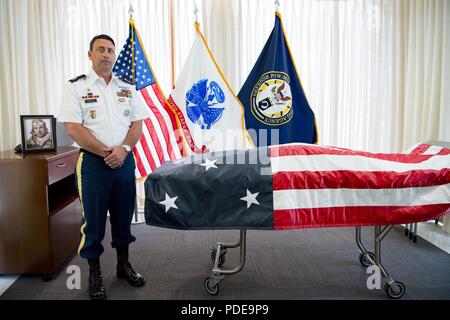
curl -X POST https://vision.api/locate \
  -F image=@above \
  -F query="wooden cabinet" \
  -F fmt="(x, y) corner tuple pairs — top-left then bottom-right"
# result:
(0, 147), (81, 275)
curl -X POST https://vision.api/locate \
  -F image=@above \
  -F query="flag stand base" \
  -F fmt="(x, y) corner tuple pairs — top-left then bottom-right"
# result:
(131, 211), (145, 224)
(132, 196), (145, 224)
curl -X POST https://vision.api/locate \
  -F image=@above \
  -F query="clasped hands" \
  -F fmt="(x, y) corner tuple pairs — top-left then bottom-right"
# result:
(104, 147), (128, 169)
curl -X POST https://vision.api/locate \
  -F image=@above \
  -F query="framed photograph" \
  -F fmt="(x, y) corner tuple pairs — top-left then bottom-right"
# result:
(20, 115), (57, 153)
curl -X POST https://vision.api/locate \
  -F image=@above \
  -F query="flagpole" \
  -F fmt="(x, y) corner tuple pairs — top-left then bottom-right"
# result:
(194, 2), (199, 23)
(275, 0), (280, 13)
(128, 3), (144, 224)
(129, 4), (135, 86)
(129, 3), (134, 18)
(170, 0), (175, 89)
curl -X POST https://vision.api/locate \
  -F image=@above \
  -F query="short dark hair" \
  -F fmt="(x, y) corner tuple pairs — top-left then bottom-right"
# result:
(89, 34), (115, 51)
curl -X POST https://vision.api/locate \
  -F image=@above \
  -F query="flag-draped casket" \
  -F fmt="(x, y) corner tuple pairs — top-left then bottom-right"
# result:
(144, 143), (450, 230)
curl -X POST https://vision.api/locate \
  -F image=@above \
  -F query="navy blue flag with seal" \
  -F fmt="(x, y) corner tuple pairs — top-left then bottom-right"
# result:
(238, 12), (318, 146)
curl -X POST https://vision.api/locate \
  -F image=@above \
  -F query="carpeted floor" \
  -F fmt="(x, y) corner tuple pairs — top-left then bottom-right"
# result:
(1, 222), (450, 300)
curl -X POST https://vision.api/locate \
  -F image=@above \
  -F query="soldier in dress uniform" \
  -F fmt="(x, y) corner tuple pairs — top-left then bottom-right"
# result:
(59, 34), (147, 300)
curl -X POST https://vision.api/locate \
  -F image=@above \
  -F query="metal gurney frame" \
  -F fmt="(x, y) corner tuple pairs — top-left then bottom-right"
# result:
(203, 226), (406, 299)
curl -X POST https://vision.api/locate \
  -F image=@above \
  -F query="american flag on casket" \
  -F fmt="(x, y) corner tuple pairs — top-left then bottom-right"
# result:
(144, 143), (450, 230)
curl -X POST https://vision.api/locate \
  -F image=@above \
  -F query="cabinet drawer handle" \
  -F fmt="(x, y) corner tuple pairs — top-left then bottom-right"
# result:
(57, 163), (67, 168)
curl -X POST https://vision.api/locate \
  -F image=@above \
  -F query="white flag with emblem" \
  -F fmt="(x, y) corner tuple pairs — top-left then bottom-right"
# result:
(167, 22), (253, 154)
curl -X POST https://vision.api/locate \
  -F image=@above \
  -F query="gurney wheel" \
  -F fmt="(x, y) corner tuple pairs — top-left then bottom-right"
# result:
(204, 278), (219, 295)
(359, 252), (375, 267)
(384, 281), (406, 299)
(211, 249), (226, 267)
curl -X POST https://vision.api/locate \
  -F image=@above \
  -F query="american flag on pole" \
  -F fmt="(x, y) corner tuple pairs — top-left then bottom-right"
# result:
(144, 143), (450, 230)
(113, 18), (184, 179)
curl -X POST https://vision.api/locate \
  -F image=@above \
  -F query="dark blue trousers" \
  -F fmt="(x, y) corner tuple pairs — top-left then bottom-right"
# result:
(75, 150), (136, 259)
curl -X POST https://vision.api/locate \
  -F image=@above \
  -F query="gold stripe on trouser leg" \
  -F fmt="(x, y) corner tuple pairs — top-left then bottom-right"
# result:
(76, 153), (87, 256)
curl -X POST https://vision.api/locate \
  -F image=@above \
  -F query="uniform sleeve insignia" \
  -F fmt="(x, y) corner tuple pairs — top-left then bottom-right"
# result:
(68, 74), (87, 83)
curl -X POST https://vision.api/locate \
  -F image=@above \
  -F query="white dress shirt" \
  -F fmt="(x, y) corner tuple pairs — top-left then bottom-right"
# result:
(58, 69), (148, 148)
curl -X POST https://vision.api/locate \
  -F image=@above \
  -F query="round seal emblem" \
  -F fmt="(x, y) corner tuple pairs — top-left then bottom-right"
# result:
(250, 71), (293, 125)
(185, 79), (225, 130)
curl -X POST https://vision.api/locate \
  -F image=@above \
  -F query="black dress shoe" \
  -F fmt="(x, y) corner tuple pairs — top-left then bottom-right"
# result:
(89, 264), (107, 300)
(117, 262), (146, 287)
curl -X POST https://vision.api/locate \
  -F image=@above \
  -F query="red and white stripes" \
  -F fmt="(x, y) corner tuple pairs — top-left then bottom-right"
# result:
(133, 84), (183, 179)
(270, 143), (450, 229)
